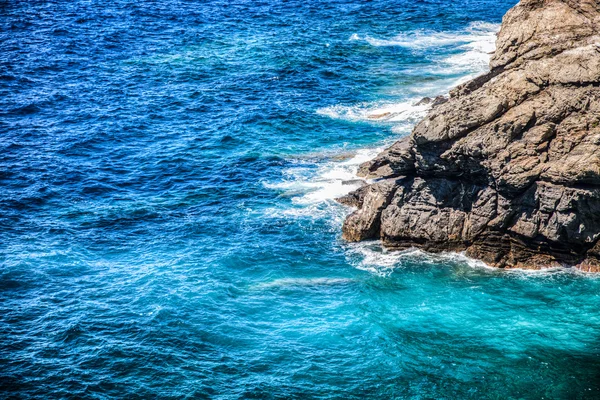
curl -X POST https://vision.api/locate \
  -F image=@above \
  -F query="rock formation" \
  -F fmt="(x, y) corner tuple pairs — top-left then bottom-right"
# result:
(340, 0), (600, 271)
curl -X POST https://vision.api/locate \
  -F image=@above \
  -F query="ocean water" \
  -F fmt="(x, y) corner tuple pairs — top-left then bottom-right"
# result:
(2, 0), (600, 398)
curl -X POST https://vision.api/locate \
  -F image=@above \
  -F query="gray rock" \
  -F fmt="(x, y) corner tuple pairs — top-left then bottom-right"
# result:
(340, 0), (600, 271)
(414, 96), (448, 107)
(414, 97), (433, 106)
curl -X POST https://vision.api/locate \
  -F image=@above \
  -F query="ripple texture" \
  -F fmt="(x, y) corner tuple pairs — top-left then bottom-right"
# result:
(4, 0), (600, 398)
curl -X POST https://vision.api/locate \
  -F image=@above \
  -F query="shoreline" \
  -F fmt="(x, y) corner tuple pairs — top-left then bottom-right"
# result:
(340, 0), (600, 272)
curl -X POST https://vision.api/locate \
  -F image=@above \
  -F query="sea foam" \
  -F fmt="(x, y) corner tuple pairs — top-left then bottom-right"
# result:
(263, 147), (382, 224)
(345, 242), (496, 277)
(348, 21), (498, 55)
(252, 277), (354, 290)
(320, 21), (500, 124)
(316, 100), (431, 124)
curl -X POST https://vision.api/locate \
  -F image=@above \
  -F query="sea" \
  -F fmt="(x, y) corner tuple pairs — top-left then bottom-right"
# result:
(2, 0), (600, 398)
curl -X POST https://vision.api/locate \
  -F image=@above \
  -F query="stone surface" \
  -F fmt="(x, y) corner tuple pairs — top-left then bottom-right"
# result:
(340, 0), (600, 271)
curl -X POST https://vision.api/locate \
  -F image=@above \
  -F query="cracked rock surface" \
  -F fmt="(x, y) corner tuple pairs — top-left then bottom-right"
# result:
(341, 0), (600, 271)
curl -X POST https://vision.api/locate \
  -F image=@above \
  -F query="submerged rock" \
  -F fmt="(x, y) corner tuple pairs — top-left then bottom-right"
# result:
(340, 0), (600, 271)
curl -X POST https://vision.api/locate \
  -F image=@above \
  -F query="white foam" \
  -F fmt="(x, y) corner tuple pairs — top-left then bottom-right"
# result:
(345, 242), (497, 276)
(350, 21), (498, 51)
(263, 146), (384, 221)
(420, 22), (498, 76)
(320, 22), (499, 125)
(317, 99), (431, 123)
(252, 277), (353, 289)
(345, 242), (600, 278)
(345, 242), (410, 276)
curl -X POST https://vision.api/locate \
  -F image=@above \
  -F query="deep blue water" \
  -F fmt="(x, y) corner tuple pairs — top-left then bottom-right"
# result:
(3, 0), (600, 398)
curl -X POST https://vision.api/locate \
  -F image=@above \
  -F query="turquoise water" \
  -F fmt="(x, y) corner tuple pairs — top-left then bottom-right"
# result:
(3, 0), (600, 398)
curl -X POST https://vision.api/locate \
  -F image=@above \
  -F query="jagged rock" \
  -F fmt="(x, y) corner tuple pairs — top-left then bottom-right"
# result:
(340, 0), (600, 271)
(415, 97), (432, 106)
(415, 95), (449, 107)
(342, 179), (398, 241)
(431, 95), (448, 107)
(356, 136), (415, 179)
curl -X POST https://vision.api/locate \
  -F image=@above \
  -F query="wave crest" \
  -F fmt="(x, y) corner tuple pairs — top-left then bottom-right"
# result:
(349, 21), (498, 50)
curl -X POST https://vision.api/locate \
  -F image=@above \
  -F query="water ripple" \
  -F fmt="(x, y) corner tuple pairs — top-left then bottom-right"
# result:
(5, 0), (600, 398)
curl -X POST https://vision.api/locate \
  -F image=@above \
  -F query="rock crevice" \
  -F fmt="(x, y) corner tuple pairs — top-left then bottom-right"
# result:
(341, 0), (600, 271)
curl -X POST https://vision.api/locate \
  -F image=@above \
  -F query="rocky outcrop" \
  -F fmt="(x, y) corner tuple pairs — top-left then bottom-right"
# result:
(341, 0), (600, 271)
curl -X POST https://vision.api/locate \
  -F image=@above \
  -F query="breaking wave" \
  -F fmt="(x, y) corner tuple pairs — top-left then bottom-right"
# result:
(262, 147), (382, 224)
(349, 21), (498, 48)
(318, 22), (498, 126)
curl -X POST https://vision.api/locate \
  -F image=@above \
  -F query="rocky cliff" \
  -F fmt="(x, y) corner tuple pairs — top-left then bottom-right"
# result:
(340, 0), (600, 271)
